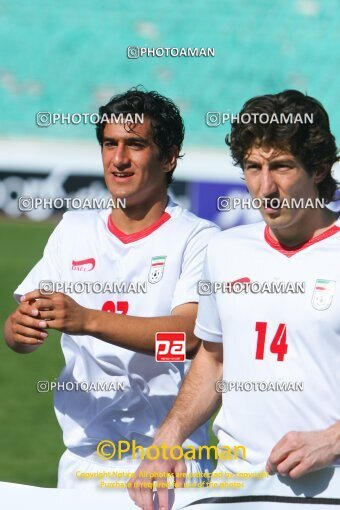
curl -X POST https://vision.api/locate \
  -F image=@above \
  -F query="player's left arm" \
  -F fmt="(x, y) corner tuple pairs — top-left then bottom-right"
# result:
(266, 421), (340, 478)
(19, 291), (199, 356)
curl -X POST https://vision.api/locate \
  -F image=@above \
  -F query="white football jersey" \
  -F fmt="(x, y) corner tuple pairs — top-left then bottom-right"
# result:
(14, 197), (219, 454)
(195, 219), (340, 474)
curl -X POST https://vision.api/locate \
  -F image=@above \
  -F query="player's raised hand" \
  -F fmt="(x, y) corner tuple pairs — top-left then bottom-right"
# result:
(7, 299), (48, 346)
(21, 290), (89, 335)
(266, 426), (340, 479)
(128, 455), (186, 510)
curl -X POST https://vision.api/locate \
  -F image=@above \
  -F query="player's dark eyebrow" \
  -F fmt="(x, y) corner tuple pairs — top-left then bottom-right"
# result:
(243, 157), (295, 166)
(102, 135), (149, 144)
(269, 158), (295, 166)
(243, 158), (260, 166)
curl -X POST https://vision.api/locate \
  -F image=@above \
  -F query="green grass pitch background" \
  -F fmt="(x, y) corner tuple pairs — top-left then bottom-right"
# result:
(0, 217), (217, 487)
(0, 218), (64, 487)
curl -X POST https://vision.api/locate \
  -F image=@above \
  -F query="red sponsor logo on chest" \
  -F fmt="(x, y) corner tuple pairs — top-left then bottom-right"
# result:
(72, 258), (96, 271)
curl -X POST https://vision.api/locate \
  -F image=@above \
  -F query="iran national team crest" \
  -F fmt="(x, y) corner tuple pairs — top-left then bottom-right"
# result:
(148, 256), (166, 284)
(312, 279), (336, 311)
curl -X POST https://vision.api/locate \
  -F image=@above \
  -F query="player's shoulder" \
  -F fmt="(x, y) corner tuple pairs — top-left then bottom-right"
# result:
(167, 196), (219, 237)
(206, 220), (265, 252)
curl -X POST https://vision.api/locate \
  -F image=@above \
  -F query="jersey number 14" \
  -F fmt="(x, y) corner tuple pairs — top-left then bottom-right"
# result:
(255, 322), (287, 362)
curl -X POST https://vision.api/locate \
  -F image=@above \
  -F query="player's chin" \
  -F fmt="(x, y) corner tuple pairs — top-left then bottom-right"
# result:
(262, 209), (296, 227)
(105, 176), (136, 195)
(264, 210), (297, 229)
(260, 208), (282, 223)
(108, 185), (136, 199)
(111, 188), (147, 209)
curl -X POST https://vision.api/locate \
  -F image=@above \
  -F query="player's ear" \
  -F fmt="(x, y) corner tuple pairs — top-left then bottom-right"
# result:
(162, 145), (178, 173)
(314, 164), (330, 184)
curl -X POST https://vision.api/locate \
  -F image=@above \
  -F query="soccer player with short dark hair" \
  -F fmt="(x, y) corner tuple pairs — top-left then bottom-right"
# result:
(129, 90), (340, 509)
(4, 88), (218, 488)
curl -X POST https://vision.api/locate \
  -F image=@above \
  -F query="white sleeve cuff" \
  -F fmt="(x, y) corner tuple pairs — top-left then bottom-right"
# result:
(194, 321), (223, 343)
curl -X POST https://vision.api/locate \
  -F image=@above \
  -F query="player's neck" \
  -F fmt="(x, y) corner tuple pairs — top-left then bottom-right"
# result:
(268, 208), (339, 247)
(109, 193), (169, 234)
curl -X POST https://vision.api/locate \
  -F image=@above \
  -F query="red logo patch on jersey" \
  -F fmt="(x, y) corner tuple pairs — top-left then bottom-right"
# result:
(227, 277), (251, 290)
(72, 258), (96, 271)
(230, 277), (251, 285)
(155, 332), (186, 362)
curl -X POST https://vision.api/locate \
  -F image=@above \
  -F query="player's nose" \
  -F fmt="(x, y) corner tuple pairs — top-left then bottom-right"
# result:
(258, 167), (278, 197)
(113, 143), (130, 169)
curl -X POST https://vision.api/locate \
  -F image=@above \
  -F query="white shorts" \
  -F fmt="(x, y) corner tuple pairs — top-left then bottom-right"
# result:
(58, 448), (213, 490)
(209, 461), (340, 499)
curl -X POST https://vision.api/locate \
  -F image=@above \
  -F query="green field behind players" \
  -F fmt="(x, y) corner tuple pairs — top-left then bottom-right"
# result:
(0, 218), (217, 487)
(0, 218), (64, 487)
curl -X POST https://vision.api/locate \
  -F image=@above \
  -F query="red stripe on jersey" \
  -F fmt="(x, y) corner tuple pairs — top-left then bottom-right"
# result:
(264, 223), (340, 257)
(107, 212), (171, 244)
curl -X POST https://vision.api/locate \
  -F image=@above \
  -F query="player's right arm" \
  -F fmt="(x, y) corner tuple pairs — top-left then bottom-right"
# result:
(5, 216), (63, 354)
(128, 340), (223, 510)
(4, 300), (47, 354)
(155, 340), (222, 444)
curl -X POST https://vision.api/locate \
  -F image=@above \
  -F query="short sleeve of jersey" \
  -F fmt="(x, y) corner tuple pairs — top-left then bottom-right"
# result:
(171, 224), (219, 311)
(194, 245), (223, 343)
(13, 217), (64, 303)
